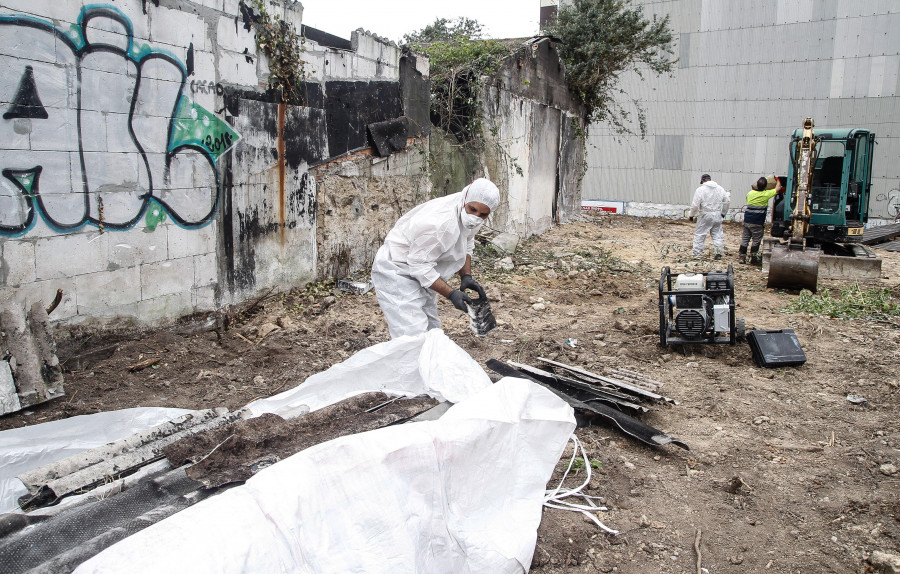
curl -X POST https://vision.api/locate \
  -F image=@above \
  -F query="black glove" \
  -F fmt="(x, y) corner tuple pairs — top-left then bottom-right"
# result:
(447, 289), (472, 312)
(689, 216), (696, 222)
(459, 274), (487, 301)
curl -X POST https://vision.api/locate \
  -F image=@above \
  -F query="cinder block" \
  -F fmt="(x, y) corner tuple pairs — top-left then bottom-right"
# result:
(78, 110), (108, 152)
(192, 0), (224, 11)
(218, 49), (261, 86)
(35, 231), (109, 280)
(75, 265), (141, 312)
(353, 56), (378, 79)
(0, 1), (81, 29)
(193, 252), (218, 287)
(191, 285), (217, 311)
(90, 1), (151, 43)
(109, 227), (169, 268)
(140, 256), (194, 299)
(216, 15), (256, 54)
(167, 222), (216, 259)
(150, 6), (209, 52)
(222, 0), (240, 17)
(1, 239), (36, 285)
(137, 290), (194, 320)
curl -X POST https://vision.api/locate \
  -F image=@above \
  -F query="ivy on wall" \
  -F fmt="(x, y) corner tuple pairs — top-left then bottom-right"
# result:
(239, 0), (305, 101)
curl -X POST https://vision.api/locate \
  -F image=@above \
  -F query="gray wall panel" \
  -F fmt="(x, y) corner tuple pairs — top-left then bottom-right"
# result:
(584, 0), (900, 217)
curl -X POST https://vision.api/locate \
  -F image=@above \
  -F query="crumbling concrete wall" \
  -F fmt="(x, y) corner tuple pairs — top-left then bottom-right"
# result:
(483, 38), (585, 238)
(0, 0), (430, 325)
(429, 38), (585, 239)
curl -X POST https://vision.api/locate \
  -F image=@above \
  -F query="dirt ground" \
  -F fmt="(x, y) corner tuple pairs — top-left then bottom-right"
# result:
(3, 213), (900, 573)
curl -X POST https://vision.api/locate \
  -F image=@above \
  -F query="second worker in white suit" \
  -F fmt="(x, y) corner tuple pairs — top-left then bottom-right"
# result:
(371, 178), (501, 338)
(689, 173), (731, 259)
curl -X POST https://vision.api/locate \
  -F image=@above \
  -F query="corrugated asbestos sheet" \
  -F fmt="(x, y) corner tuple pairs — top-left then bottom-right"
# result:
(0, 396), (443, 573)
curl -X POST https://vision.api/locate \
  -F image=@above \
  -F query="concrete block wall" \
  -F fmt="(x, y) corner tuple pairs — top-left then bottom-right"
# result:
(0, 0), (431, 326)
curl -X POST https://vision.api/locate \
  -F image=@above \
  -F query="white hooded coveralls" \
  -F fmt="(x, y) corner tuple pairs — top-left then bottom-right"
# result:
(372, 180), (499, 338)
(689, 180), (731, 257)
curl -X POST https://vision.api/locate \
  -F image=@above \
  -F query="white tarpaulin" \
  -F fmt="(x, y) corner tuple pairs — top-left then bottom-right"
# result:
(75, 377), (575, 573)
(245, 328), (492, 416)
(0, 407), (191, 513)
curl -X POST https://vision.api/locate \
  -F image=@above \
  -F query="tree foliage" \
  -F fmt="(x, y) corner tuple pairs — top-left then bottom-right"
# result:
(404, 18), (512, 144)
(402, 17), (485, 44)
(543, 0), (676, 137)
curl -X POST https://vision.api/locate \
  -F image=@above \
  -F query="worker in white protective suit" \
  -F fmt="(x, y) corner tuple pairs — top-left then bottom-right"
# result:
(689, 174), (731, 260)
(371, 178), (501, 338)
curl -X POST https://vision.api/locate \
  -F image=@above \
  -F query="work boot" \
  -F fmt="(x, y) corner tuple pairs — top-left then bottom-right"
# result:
(738, 246), (747, 264)
(739, 256), (746, 264)
(749, 249), (761, 266)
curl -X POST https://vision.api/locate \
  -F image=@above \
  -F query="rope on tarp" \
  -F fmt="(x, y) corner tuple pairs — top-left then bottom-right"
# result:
(543, 433), (618, 535)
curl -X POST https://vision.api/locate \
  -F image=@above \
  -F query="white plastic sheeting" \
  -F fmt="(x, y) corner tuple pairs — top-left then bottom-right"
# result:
(75, 377), (575, 574)
(0, 407), (191, 513)
(246, 329), (492, 417)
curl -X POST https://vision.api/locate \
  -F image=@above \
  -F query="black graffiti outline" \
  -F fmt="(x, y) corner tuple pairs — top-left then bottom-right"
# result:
(0, 6), (227, 236)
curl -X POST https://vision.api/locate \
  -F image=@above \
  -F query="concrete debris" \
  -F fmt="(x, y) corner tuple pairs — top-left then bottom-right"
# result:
(846, 394), (868, 406)
(337, 278), (374, 294)
(879, 463), (898, 476)
(869, 551), (900, 574)
(498, 256), (515, 270)
(490, 232), (520, 254)
(0, 302), (64, 415)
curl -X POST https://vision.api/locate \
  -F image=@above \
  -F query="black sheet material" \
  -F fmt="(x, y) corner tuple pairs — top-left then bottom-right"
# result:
(486, 360), (689, 450)
(367, 117), (409, 157)
(0, 467), (220, 574)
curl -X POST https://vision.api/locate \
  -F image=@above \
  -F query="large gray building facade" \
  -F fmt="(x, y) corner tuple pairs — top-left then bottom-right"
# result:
(578, 0), (900, 221)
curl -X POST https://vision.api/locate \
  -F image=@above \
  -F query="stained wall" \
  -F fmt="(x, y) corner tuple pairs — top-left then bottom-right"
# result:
(0, 0), (429, 324)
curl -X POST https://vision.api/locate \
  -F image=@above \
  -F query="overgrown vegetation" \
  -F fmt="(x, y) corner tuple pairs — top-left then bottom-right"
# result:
(404, 18), (512, 144)
(240, 0), (305, 101)
(543, 0), (676, 137)
(783, 284), (900, 321)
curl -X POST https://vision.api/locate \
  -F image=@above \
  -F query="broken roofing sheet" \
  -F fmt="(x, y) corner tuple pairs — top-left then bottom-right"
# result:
(1, 330), (588, 573)
(486, 358), (689, 450)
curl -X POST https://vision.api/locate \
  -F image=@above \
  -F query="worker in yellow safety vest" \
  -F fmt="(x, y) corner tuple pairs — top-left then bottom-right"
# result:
(740, 176), (784, 265)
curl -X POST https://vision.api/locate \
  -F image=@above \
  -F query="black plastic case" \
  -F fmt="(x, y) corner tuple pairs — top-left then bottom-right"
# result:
(747, 329), (807, 367)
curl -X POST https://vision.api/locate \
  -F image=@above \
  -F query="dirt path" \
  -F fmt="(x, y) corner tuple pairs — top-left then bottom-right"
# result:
(3, 214), (899, 573)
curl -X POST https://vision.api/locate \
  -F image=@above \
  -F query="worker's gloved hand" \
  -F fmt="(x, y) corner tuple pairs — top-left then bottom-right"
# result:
(459, 274), (487, 301)
(689, 216), (696, 223)
(447, 289), (473, 312)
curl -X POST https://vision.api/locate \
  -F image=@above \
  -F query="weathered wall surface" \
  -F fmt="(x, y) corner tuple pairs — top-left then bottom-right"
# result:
(581, 0), (900, 220)
(0, 0), (429, 325)
(477, 38), (584, 238)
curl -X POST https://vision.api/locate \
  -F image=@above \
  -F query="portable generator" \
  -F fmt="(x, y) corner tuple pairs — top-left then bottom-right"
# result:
(658, 265), (744, 346)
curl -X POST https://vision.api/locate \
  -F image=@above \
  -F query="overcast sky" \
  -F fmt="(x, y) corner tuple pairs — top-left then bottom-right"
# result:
(300, 0), (542, 44)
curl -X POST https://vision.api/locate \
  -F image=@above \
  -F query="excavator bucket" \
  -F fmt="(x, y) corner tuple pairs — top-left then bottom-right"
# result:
(767, 243), (820, 292)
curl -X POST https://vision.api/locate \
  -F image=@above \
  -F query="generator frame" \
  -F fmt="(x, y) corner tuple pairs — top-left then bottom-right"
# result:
(658, 265), (738, 346)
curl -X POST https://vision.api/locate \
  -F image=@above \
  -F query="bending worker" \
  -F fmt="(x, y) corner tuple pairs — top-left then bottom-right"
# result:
(740, 176), (784, 265)
(689, 173), (730, 260)
(371, 178), (500, 338)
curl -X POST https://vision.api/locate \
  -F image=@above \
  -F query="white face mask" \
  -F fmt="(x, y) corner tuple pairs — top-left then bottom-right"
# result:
(461, 212), (484, 230)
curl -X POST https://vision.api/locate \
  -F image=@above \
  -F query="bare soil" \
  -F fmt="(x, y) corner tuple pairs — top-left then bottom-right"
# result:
(3, 214), (899, 573)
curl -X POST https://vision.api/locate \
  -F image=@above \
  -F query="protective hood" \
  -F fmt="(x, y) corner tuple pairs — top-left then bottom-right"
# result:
(460, 178), (500, 211)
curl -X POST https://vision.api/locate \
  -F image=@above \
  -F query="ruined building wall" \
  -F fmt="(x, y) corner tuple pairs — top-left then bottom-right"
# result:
(430, 38), (585, 239)
(0, 0), (429, 325)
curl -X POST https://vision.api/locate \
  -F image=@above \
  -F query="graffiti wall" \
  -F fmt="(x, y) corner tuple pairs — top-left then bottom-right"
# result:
(0, 1), (430, 324)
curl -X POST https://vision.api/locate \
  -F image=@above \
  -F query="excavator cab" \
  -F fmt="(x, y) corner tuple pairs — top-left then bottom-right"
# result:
(768, 122), (876, 291)
(773, 128), (875, 243)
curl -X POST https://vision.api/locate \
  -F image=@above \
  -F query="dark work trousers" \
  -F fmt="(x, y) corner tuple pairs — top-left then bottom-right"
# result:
(739, 223), (764, 261)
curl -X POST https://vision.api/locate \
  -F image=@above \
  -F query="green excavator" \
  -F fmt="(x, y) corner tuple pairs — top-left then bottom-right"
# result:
(766, 118), (877, 291)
